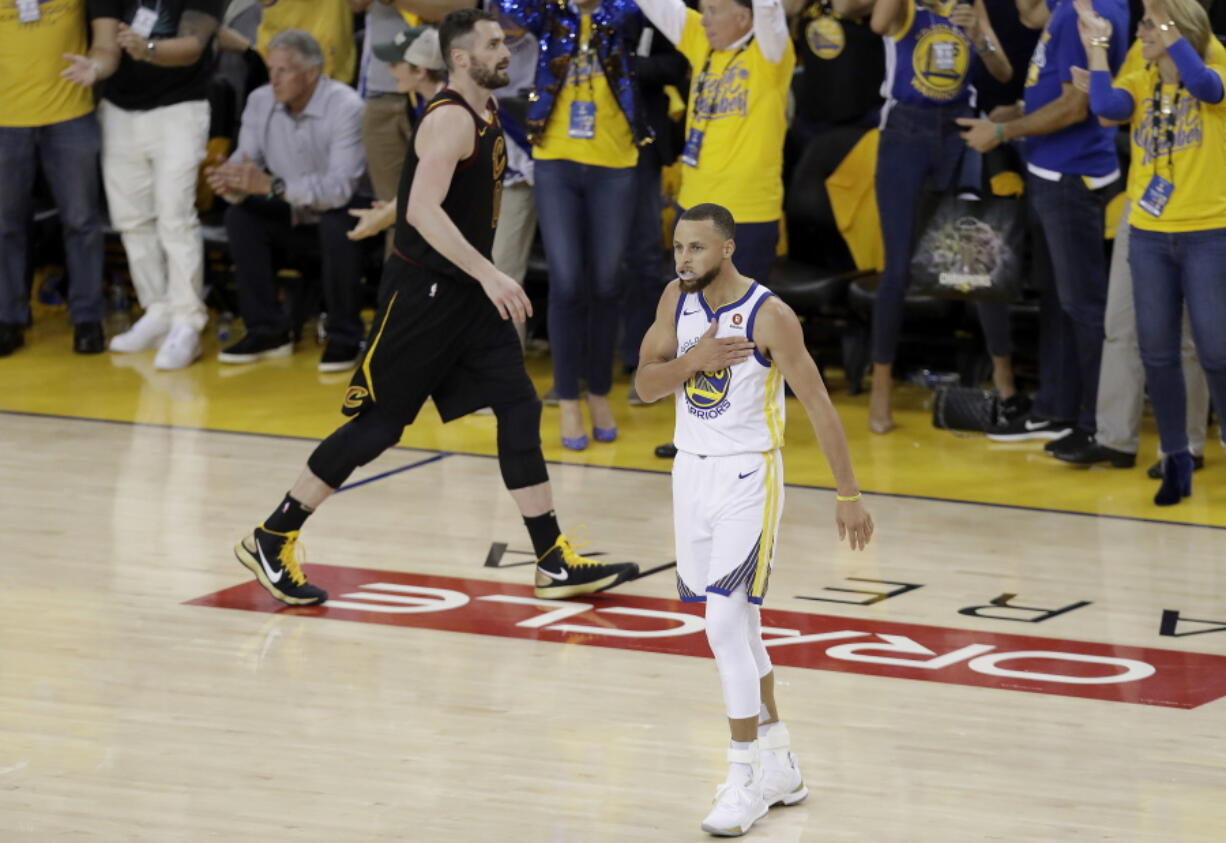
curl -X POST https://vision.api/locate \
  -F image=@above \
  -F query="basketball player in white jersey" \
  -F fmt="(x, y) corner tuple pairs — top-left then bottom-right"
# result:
(636, 203), (873, 837)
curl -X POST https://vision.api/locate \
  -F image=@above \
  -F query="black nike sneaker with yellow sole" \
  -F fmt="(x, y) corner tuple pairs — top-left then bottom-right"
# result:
(234, 526), (328, 606)
(534, 534), (639, 599)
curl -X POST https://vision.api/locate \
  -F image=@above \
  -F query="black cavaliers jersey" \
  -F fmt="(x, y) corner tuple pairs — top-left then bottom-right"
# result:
(394, 89), (507, 281)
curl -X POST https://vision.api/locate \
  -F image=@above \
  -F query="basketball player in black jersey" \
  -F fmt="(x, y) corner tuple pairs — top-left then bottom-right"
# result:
(233, 9), (639, 606)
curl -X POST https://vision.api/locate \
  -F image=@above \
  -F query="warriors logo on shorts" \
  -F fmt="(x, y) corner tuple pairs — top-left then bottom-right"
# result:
(685, 368), (731, 419)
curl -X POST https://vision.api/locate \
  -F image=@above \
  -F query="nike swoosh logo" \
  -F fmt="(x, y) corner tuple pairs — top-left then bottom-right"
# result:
(537, 566), (569, 581)
(1024, 419), (1051, 431)
(738, 469), (759, 479)
(683, 309), (700, 316)
(256, 541), (284, 584)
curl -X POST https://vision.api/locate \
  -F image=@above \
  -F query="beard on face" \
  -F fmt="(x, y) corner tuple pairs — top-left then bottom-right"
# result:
(468, 57), (511, 90)
(678, 264), (721, 293)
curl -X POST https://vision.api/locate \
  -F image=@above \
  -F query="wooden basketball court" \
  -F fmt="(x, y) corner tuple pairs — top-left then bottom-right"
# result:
(2, 319), (1224, 841)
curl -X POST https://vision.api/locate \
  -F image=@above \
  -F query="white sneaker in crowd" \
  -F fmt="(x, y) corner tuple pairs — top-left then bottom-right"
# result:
(153, 323), (202, 370)
(109, 313), (169, 353)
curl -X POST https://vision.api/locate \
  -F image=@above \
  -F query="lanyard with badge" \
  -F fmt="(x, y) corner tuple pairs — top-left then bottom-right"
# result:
(682, 41), (750, 167)
(568, 19), (598, 139)
(17, 0), (42, 24)
(1137, 79), (1182, 218)
(131, 0), (163, 39)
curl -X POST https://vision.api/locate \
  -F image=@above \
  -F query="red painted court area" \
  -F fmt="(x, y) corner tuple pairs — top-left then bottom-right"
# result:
(188, 566), (1226, 709)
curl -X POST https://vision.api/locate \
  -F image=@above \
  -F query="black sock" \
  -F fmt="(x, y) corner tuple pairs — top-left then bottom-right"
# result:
(523, 510), (562, 561)
(264, 493), (314, 534)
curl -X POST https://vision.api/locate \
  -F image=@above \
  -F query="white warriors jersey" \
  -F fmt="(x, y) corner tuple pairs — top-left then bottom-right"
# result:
(673, 281), (786, 456)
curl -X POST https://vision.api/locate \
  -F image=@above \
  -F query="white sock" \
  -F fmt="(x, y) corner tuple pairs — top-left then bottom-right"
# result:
(728, 740), (755, 782)
(757, 704), (771, 725)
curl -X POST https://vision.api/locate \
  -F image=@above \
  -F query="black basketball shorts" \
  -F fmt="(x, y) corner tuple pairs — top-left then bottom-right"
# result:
(342, 258), (536, 424)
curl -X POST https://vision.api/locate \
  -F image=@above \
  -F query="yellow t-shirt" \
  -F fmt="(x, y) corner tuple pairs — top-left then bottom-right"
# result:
(534, 14), (637, 168)
(676, 12), (795, 222)
(1114, 58), (1226, 233)
(0, 0), (93, 127)
(257, 0), (356, 85)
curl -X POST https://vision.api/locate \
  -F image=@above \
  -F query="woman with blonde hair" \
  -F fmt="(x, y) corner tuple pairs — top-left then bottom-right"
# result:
(1078, 0), (1226, 505)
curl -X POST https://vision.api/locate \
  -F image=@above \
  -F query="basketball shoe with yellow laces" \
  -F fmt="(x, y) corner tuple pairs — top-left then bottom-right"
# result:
(533, 534), (639, 599)
(235, 526), (328, 606)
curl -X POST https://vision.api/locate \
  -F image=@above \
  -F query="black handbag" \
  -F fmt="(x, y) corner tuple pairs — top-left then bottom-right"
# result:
(932, 386), (998, 433)
(910, 193), (1025, 303)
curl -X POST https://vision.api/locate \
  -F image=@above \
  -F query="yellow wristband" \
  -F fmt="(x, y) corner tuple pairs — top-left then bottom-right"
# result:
(835, 493), (862, 502)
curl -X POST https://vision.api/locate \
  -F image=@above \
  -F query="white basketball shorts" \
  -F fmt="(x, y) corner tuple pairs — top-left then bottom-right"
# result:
(672, 449), (785, 605)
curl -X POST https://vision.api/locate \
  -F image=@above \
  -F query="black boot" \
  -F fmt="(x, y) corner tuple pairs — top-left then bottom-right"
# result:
(1154, 452), (1194, 506)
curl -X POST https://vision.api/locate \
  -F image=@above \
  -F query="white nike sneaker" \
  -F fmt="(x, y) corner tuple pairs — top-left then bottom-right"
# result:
(153, 323), (202, 370)
(109, 312), (170, 353)
(701, 745), (768, 837)
(759, 723), (808, 808)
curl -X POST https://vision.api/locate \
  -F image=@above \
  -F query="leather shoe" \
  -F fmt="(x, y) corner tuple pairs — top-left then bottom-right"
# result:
(1147, 454), (1204, 479)
(0, 322), (23, 357)
(73, 321), (105, 354)
(1051, 438), (1136, 468)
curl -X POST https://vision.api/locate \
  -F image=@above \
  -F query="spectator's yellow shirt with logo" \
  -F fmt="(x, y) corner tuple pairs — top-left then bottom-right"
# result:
(1115, 50), (1226, 233)
(257, 0), (356, 84)
(535, 14), (637, 168)
(0, 0), (93, 127)
(676, 12), (795, 222)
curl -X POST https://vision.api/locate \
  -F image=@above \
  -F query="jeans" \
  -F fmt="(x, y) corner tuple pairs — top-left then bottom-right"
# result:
(873, 101), (1010, 363)
(534, 158), (637, 399)
(1096, 202), (1208, 455)
(225, 198), (366, 344)
(1128, 226), (1226, 457)
(1027, 172), (1113, 431)
(729, 220), (779, 289)
(0, 113), (105, 325)
(618, 159), (667, 369)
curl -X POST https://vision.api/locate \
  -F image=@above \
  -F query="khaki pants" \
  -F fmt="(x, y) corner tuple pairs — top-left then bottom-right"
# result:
(361, 94), (411, 256)
(491, 180), (537, 346)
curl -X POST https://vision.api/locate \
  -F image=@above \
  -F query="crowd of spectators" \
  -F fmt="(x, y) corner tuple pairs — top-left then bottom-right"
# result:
(1, 0), (1223, 505)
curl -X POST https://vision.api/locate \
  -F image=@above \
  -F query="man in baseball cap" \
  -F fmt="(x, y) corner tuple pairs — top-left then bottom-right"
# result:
(373, 25), (446, 74)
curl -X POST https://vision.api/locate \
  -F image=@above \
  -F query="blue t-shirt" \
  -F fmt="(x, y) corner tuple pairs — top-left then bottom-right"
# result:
(883, 0), (977, 107)
(1022, 0), (1129, 176)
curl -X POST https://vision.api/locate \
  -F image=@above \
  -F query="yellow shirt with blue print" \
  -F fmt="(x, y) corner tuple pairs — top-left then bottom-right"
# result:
(676, 11), (796, 223)
(534, 14), (637, 169)
(0, 0), (93, 127)
(257, 0), (356, 85)
(1115, 49), (1226, 233)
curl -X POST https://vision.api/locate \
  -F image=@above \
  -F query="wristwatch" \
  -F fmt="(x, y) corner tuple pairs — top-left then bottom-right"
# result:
(976, 37), (998, 55)
(146, 40), (157, 61)
(268, 176), (287, 200)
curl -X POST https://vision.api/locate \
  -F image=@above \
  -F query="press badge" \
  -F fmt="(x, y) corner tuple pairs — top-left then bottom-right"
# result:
(568, 101), (596, 139)
(1137, 175), (1174, 218)
(681, 128), (705, 168)
(17, 0), (41, 24)
(132, 6), (160, 39)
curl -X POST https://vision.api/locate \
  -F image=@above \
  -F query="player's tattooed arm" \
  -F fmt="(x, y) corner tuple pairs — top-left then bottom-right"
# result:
(116, 10), (219, 66)
(178, 10), (221, 51)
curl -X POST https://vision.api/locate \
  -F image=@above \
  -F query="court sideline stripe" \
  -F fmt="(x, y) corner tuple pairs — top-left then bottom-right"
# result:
(3, 407), (1224, 534)
(337, 453), (449, 493)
